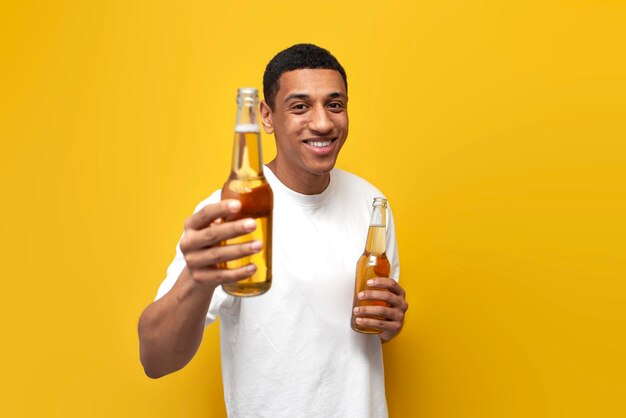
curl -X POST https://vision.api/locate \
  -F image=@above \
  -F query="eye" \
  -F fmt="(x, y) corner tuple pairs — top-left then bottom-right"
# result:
(290, 103), (309, 113)
(327, 102), (345, 112)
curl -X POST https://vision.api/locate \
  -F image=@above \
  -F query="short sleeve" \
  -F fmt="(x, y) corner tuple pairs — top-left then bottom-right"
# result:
(386, 203), (400, 281)
(154, 190), (235, 326)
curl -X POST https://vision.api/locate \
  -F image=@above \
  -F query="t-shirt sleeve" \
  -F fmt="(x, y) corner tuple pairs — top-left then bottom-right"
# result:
(154, 190), (234, 327)
(386, 203), (400, 281)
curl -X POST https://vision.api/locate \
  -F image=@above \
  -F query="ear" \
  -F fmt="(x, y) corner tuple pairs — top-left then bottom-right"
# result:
(260, 100), (274, 134)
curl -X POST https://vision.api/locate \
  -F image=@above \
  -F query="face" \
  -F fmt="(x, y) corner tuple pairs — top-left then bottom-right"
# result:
(261, 69), (349, 193)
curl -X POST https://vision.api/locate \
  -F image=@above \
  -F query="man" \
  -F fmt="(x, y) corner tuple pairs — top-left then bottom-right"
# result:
(139, 44), (408, 417)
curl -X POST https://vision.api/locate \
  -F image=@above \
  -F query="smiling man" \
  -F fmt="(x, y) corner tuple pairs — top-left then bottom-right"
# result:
(139, 44), (408, 418)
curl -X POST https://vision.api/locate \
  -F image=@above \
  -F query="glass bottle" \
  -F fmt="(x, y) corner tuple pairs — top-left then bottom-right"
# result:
(351, 197), (391, 333)
(220, 87), (273, 297)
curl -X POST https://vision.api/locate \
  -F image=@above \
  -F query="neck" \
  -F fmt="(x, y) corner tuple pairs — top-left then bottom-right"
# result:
(266, 160), (330, 195)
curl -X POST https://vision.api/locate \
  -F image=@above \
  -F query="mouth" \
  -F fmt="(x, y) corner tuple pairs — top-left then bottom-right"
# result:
(303, 138), (337, 148)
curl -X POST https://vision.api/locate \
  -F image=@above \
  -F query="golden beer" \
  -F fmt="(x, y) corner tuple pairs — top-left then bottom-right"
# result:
(351, 198), (390, 334)
(220, 89), (273, 297)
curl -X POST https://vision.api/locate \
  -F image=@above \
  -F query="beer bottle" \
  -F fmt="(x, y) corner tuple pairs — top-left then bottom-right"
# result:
(220, 87), (273, 297)
(351, 197), (391, 334)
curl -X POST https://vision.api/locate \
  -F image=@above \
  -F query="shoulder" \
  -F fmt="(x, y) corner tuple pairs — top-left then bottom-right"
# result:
(332, 168), (386, 199)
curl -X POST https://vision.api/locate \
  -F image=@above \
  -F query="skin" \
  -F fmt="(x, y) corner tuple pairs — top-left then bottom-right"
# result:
(138, 68), (408, 378)
(353, 278), (408, 343)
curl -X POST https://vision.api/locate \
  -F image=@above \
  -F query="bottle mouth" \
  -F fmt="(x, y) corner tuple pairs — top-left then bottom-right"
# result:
(373, 197), (388, 207)
(238, 87), (258, 95)
(237, 87), (259, 106)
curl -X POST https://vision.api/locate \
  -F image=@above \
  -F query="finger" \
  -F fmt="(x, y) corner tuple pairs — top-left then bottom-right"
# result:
(185, 200), (241, 230)
(354, 317), (402, 334)
(181, 217), (257, 253)
(357, 289), (398, 305)
(184, 240), (263, 269)
(353, 305), (403, 322)
(358, 289), (409, 313)
(366, 277), (405, 296)
(191, 263), (257, 285)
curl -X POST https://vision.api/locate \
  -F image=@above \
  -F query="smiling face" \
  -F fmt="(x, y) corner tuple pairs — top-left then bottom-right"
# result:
(260, 68), (349, 194)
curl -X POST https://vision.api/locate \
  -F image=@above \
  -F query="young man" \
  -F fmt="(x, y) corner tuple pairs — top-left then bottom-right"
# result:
(139, 44), (408, 417)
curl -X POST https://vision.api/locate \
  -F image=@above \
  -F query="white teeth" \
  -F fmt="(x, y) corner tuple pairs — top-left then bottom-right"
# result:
(308, 140), (331, 147)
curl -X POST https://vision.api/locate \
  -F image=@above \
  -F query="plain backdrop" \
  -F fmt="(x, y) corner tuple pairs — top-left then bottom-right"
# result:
(1, 1), (625, 417)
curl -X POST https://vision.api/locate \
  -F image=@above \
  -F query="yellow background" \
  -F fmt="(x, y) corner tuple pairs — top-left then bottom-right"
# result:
(1, 1), (625, 417)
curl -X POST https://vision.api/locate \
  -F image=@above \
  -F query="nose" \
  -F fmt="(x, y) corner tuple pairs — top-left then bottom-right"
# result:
(308, 105), (334, 134)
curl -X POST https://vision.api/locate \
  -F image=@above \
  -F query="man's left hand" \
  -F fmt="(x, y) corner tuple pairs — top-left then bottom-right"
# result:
(352, 277), (409, 342)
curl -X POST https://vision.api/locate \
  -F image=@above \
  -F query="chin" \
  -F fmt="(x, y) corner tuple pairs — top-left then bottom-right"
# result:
(307, 161), (337, 176)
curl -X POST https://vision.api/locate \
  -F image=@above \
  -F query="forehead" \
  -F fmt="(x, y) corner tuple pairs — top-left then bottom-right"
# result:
(276, 69), (347, 99)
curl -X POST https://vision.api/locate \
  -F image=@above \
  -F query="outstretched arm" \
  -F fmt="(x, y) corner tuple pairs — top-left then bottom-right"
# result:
(138, 199), (261, 378)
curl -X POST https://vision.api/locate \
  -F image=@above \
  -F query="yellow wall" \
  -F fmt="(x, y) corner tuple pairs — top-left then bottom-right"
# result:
(2, 1), (625, 417)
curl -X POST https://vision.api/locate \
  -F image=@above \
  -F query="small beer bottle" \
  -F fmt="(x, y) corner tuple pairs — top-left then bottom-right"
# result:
(220, 87), (273, 297)
(351, 197), (391, 334)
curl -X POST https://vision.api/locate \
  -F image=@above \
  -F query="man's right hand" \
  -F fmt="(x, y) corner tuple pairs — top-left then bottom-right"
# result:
(138, 198), (260, 379)
(179, 199), (261, 291)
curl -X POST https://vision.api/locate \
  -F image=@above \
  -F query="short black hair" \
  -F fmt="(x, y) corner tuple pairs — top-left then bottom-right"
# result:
(263, 43), (348, 111)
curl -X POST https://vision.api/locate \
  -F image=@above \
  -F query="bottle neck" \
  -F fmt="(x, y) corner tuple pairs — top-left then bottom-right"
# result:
(235, 96), (259, 131)
(231, 103), (263, 178)
(365, 201), (387, 255)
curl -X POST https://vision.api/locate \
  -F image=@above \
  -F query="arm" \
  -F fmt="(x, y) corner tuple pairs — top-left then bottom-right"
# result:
(352, 277), (409, 343)
(138, 199), (260, 378)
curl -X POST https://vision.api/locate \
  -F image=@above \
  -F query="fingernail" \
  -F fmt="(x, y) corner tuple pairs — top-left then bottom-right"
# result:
(246, 264), (257, 273)
(227, 200), (241, 212)
(358, 292), (365, 299)
(353, 307), (359, 314)
(356, 318), (363, 324)
(367, 279), (375, 286)
(250, 240), (262, 251)
(243, 219), (256, 230)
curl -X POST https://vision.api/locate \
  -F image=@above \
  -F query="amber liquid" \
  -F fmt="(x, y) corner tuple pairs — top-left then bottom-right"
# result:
(351, 225), (390, 334)
(220, 177), (273, 296)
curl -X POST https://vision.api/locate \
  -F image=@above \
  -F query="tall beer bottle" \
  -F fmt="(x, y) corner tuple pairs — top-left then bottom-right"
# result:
(220, 87), (273, 297)
(351, 197), (391, 334)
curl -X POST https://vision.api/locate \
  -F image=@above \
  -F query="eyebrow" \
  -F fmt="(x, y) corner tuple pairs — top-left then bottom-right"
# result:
(328, 92), (346, 99)
(284, 93), (310, 103)
(283, 92), (347, 103)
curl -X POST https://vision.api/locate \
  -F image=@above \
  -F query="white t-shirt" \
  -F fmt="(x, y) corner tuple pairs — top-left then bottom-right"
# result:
(157, 167), (400, 418)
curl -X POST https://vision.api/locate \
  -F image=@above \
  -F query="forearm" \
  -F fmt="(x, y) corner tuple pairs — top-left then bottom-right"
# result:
(138, 267), (216, 378)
